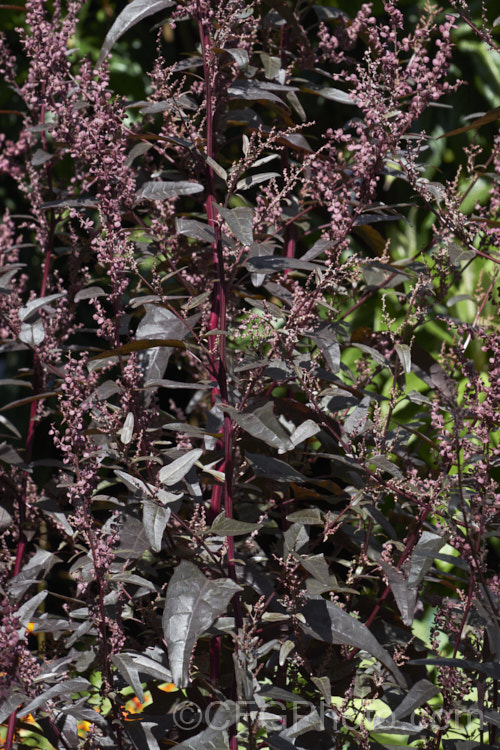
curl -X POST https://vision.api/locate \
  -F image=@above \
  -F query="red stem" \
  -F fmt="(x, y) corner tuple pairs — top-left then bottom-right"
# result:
(5, 85), (58, 750)
(196, 8), (242, 726)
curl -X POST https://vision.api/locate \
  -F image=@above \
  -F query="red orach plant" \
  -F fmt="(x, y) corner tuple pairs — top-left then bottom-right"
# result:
(1, 0), (500, 748)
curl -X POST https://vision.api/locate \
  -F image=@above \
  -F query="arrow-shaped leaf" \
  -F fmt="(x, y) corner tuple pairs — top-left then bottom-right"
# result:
(223, 403), (292, 451)
(408, 531), (446, 588)
(214, 203), (254, 245)
(395, 343), (411, 374)
(142, 501), (171, 552)
(210, 512), (261, 536)
(162, 561), (242, 687)
(300, 598), (406, 687)
(111, 653), (145, 703)
(374, 679), (438, 729)
(18, 292), (66, 322)
(158, 448), (203, 486)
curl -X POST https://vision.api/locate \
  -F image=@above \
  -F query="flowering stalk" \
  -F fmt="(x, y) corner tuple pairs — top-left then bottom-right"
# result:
(1, 1), (500, 747)
(195, 2), (243, 720)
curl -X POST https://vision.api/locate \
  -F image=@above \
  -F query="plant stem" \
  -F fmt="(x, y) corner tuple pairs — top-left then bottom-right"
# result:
(196, 8), (243, 726)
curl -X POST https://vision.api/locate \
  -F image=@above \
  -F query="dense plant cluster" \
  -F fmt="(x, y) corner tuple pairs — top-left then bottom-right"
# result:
(0, 0), (500, 748)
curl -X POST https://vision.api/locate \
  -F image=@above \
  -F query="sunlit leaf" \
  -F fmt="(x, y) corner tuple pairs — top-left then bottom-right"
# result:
(158, 448), (203, 485)
(18, 678), (91, 717)
(374, 679), (438, 729)
(162, 561), (242, 687)
(210, 512), (261, 536)
(214, 202), (254, 245)
(408, 531), (446, 588)
(395, 343), (411, 374)
(379, 561), (416, 626)
(18, 292), (66, 322)
(222, 47), (249, 69)
(206, 156), (228, 182)
(97, 0), (175, 67)
(224, 403), (293, 451)
(236, 172), (281, 191)
(173, 701), (237, 750)
(111, 653), (145, 703)
(136, 181), (204, 200)
(142, 501), (171, 552)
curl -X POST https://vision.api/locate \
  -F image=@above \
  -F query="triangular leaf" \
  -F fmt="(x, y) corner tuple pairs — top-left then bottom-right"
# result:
(224, 403), (292, 451)
(111, 653), (145, 703)
(211, 512), (261, 536)
(343, 395), (371, 437)
(215, 203), (254, 245)
(447, 242), (476, 267)
(142, 501), (171, 552)
(374, 679), (439, 728)
(224, 48), (249, 69)
(158, 448), (203, 486)
(126, 653), (172, 683)
(299, 554), (331, 585)
(114, 469), (182, 505)
(395, 343), (411, 374)
(18, 678), (91, 717)
(10, 550), (59, 597)
(16, 591), (48, 630)
(310, 676), (331, 704)
(408, 531), (446, 588)
(300, 598), (406, 687)
(309, 322), (341, 374)
(245, 451), (307, 483)
(31, 148), (52, 166)
(19, 319), (45, 346)
(162, 561), (242, 686)
(289, 419), (320, 447)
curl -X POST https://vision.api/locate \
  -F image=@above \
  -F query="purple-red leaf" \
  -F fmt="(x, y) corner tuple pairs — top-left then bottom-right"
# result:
(97, 0), (175, 67)
(162, 561), (242, 687)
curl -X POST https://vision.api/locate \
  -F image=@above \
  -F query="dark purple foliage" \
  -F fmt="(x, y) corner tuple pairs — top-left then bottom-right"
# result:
(1, 0), (500, 748)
